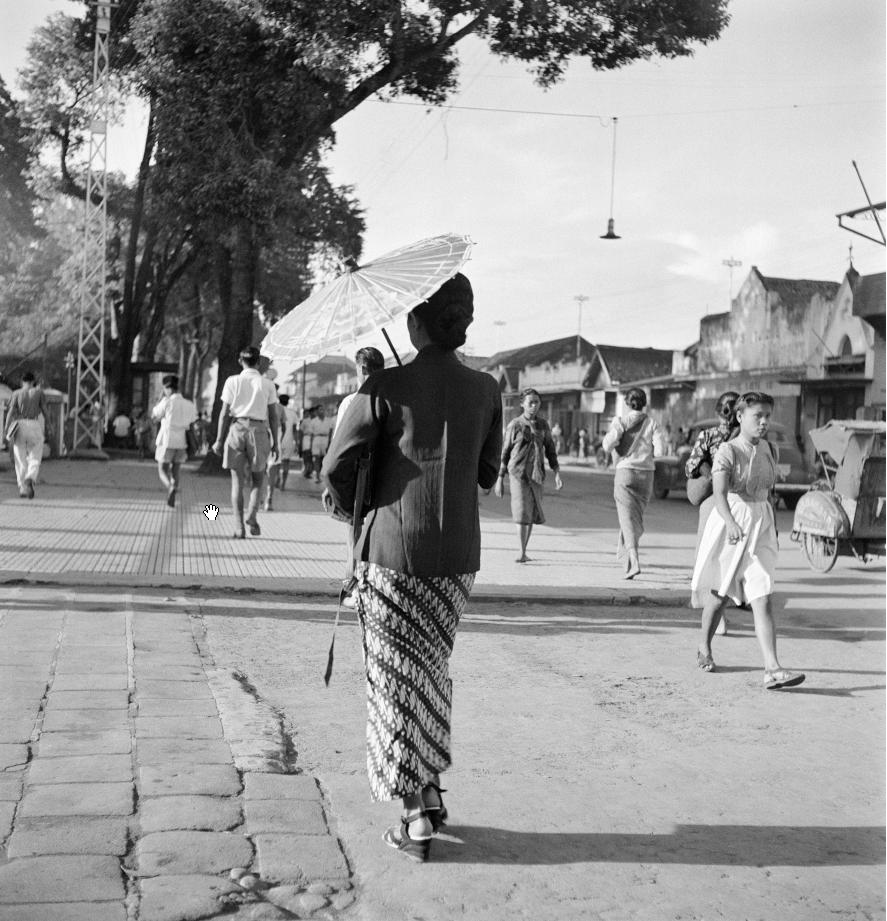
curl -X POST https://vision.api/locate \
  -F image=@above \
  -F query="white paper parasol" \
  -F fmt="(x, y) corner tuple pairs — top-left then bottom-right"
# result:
(260, 233), (473, 365)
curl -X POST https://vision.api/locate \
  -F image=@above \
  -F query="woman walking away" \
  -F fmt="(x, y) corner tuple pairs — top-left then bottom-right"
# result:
(691, 392), (804, 690)
(495, 388), (563, 562)
(323, 273), (502, 863)
(685, 390), (740, 634)
(602, 388), (665, 579)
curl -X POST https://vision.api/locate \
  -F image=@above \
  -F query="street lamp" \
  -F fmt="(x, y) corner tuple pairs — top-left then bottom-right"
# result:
(600, 117), (621, 240)
(573, 295), (589, 360)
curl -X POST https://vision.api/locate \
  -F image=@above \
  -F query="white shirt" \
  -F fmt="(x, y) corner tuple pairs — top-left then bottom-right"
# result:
(334, 392), (357, 433)
(152, 393), (197, 450)
(221, 368), (278, 419)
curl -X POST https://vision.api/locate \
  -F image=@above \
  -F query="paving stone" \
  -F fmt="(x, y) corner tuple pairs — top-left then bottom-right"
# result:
(0, 698), (43, 716)
(331, 890), (357, 910)
(0, 716), (36, 743)
(135, 717), (223, 740)
(243, 773), (319, 801)
(37, 730), (131, 757)
(27, 753), (132, 785)
(244, 799), (327, 835)
(20, 782), (133, 817)
(0, 903), (126, 921)
(0, 855), (124, 903)
(0, 743), (28, 770)
(138, 874), (240, 921)
(137, 698), (218, 718)
(41, 709), (129, 734)
(254, 835), (349, 884)
(45, 691), (130, 710)
(135, 680), (215, 700)
(140, 795), (242, 833)
(139, 763), (240, 797)
(135, 664), (206, 681)
(53, 662), (128, 677)
(0, 651), (52, 665)
(137, 738), (231, 765)
(56, 649), (126, 667)
(8, 816), (128, 857)
(0, 771), (24, 801)
(136, 830), (253, 876)
(0, 801), (13, 843)
(51, 674), (128, 691)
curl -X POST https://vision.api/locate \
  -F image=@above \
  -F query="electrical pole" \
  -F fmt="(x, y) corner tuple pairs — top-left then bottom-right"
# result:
(71, 1), (117, 457)
(573, 295), (589, 361)
(722, 257), (742, 303)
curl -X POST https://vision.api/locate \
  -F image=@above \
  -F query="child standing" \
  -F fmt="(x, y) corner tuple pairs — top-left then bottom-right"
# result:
(495, 388), (563, 563)
(691, 391), (805, 689)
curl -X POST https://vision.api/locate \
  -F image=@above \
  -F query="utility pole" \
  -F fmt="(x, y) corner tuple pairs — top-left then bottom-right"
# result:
(493, 320), (506, 355)
(722, 257), (742, 303)
(71, 1), (117, 457)
(573, 295), (589, 361)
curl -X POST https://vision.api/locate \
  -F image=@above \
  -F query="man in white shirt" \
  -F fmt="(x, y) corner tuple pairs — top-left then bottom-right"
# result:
(308, 405), (333, 484)
(212, 346), (279, 538)
(151, 374), (198, 507)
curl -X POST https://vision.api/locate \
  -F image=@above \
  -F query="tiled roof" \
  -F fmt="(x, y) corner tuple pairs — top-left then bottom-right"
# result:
(755, 268), (839, 308)
(594, 344), (673, 385)
(484, 336), (595, 370)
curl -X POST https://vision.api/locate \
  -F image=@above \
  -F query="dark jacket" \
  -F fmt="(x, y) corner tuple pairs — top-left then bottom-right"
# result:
(322, 345), (503, 576)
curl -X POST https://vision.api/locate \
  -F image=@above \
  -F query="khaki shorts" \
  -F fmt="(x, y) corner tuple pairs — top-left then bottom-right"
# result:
(223, 420), (270, 475)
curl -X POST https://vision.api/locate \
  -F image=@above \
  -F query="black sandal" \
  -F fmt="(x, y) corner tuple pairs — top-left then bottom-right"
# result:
(383, 809), (431, 863)
(422, 783), (448, 833)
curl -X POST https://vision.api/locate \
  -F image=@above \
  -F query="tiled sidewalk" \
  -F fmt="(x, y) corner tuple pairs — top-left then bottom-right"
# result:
(0, 586), (355, 921)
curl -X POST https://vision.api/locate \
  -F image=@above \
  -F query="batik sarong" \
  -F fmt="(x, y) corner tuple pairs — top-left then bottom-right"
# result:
(353, 562), (475, 802)
(614, 467), (653, 557)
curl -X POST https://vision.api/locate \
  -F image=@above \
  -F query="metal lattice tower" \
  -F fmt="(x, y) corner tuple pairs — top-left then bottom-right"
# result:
(71, 1), (116, 455)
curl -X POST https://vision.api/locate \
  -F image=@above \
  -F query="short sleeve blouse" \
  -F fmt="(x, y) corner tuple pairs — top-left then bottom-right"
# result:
(712, 437), (778, 502)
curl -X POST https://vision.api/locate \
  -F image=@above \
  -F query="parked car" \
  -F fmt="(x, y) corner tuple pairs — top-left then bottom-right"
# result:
(652, 419), (816, 508)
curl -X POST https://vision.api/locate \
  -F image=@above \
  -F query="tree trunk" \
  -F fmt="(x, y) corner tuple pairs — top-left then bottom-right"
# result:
(109, 105), (156, 412)
(198, 221), (259, 474)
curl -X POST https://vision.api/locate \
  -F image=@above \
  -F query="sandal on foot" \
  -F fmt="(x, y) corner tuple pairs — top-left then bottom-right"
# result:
(245, 518), (261, 536)
(383, 810), (431, 863)
(422, 783), (448, 833)
(696, 650), (715, 672)
(763, 669), (805, 690)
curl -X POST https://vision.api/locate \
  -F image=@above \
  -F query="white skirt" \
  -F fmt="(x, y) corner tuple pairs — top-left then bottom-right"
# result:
(691, 495), (777, 607)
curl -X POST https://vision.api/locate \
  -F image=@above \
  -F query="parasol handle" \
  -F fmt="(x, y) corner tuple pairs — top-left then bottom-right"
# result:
(381, 328), (402, 366)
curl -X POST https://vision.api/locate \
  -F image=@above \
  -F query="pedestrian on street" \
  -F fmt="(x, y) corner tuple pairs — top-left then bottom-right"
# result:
(263, 381), (282, 512)
(299, 407), (316, 479)
(602, 387), (666, 579)
(685, 390), (740, 634)
(275, 394), (299, 491)
(691, 391), (805, 689)
(151, 374), (197, 508)
(112, 409), (132, 449)
(322, 273), (502, 864)
(4, 371), (48, 499)
(309, 404), (333, 484)
(212, 346), (279, 538)
(494, 388), (562, 563)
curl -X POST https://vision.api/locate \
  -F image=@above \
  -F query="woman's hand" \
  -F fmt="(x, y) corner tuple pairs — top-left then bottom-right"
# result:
(554, 472), (563, 490)
(494, 476), (504, 498)
(725, 520), (744, 544)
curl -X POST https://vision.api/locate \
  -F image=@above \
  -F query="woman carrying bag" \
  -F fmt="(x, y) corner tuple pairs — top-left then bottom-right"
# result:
(322, 274), (502, 863)
(602, 388), (666, 579)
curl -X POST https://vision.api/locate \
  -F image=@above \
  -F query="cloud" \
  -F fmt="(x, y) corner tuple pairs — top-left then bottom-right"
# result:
(660, 222), (781, 284)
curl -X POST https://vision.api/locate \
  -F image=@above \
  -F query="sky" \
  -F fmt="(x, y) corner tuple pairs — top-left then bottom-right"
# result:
(2, 0), (885, 367)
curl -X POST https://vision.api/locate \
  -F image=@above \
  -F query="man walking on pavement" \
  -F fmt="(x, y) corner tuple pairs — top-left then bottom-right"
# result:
(212, 346), (279, 538)
(4, 370), (48, 499)
(151, 374), (197, 507)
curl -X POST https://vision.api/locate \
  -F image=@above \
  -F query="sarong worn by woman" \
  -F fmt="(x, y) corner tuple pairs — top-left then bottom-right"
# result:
(613, 467), (654, 559)
(355, 563), (474, 801)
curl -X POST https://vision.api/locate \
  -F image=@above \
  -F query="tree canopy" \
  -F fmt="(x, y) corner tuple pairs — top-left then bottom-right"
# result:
(11, 0), (730, 422)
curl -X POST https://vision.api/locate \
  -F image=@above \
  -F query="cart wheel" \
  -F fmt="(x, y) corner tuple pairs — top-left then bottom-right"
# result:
(802, 533), (839, 573)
